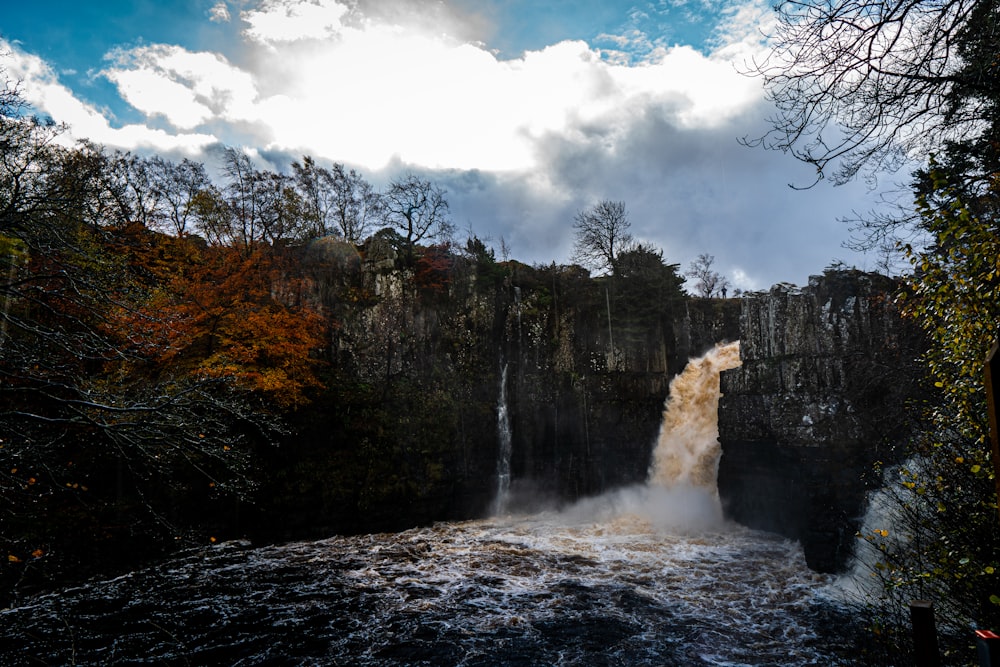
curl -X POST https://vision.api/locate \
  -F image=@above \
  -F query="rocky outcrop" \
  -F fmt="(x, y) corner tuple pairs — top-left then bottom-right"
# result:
(252, 251), (740, 542)
(717, 270), (926, 572)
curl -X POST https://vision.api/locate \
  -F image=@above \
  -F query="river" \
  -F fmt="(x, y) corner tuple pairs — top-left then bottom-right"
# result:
(0, 343), (863, 665)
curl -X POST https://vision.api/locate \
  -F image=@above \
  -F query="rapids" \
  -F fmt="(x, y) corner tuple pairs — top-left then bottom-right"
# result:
(0, 342), (862, 665)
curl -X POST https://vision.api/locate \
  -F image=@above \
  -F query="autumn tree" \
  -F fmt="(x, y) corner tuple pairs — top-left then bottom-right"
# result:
(749, 0), (1000, 657)
(381, 173), (453, 262)
(0, 119), (256, 591)
(685, 253), (729, 298)
(570, 199), (634, 276)
(0, 86), (326, 598)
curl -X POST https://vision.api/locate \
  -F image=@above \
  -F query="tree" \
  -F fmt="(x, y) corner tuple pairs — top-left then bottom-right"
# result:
(290, 156), (330, 239)
(99, 150), (164, 229)
(614, 242), (687, 331)
(685, 253), (729, 298)
(570, 199), (634, 276)
(292, 157), (382, 243)
(750, 0), (1000, 655)
(201, 148), (309, 254)
(381, 174), (453, 262)
(329, 163), (381, 244)
(746, 0), (996, 189)
(853, 166), (1000, 661)
(0, 85), (327, 597)
(148, 156), (211, 237)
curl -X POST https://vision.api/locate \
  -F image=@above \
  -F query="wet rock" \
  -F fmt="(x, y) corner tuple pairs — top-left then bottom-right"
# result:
(717, 269), (926, 572)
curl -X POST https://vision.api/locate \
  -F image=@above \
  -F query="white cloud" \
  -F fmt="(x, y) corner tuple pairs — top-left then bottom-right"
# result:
(209, 2), (231, 23)
(102, 45), (259, 130)
(1, 40), (216, 153)
(242, 0), (349, 44)
(88, 0), (764, 173)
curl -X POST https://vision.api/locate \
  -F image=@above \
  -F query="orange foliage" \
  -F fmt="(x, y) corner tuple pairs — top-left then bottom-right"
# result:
(413, 243), (453, 296)
(109, 231), (327, 409)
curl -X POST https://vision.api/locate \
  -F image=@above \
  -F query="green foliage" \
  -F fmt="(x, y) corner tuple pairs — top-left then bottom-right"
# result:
(854, 164), (1000, 662)
(902, 164), (1000, 440)
(614, 243), (686, 334)
(464, 235), (508, 292)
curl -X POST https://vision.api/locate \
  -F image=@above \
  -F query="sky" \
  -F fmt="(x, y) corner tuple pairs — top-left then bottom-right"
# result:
(0, 0), (895, 290)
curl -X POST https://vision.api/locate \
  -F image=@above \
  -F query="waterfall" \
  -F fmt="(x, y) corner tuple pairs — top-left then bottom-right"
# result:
(492, 362), (513, 515)
(648, 340), (742, 495)
(561, 341), (743, 532)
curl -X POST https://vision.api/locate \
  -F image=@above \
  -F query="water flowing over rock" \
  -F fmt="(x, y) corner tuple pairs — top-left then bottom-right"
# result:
(492, 362), (513, 515)
(716, 270), (926, 573)
(0, 344), (860, 665)
(265, 255), (740, 542)
(650, 341), (742, 491)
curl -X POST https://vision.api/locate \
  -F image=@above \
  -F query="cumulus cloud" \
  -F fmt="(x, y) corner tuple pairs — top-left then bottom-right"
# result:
(102, 45), (258, 130)
(242, 0), (349, 44)
(90, 0), (763, 174)
(209, 2), (231, 23)
(3, 0), (879, 287)
(1, 40), (216, 153)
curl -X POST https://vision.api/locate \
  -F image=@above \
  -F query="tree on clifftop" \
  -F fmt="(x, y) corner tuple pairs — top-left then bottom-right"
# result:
(571, 199), (634, 276)
(686, 253), (729, 298)
(381, 174), (453, 263)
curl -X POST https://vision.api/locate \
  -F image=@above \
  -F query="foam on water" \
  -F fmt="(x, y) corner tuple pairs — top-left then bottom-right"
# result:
(0, 340), (860, 665)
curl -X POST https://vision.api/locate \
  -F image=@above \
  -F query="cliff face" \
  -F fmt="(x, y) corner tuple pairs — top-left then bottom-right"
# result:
(717, 270), (926, 572)
(252, 247), (740, 542)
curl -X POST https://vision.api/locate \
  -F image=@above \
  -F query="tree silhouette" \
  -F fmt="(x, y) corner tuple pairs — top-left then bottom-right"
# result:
(571, 199), (633, 276)
(685, 253), (729, 298)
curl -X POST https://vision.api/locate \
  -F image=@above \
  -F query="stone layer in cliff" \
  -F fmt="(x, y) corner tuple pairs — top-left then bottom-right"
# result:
(717, 270), (926, 573)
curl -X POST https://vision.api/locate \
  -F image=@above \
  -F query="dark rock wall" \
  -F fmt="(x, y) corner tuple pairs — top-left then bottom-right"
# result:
(717, 270), (926, 572)
(253, 254), (740, 542)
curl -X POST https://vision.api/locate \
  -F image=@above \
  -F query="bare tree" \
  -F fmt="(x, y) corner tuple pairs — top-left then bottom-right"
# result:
(204, 148), (309, 253)
(571, 199), (634, 276)
(381, 174), (453, 261)
(149, 156), (211, 237)
(744, 0), (988, 188)
(329, 163), (382, 244)
(100, 150), (164, 229)
(686, 253), (730, 298)
(292, 157), (381, 243)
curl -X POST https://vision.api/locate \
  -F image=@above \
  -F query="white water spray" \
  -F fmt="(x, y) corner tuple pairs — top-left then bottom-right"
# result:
(560, 341), (743, 533)
(493, 362), (512, 515)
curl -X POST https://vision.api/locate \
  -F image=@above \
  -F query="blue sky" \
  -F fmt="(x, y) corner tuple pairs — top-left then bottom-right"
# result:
(0, 0), (890, 289)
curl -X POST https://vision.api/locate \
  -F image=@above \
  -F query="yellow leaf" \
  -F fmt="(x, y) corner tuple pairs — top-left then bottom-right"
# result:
(7, 554), (21, 563)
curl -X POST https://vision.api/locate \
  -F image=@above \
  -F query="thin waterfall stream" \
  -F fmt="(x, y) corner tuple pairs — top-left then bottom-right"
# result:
(493, 361), (512, 515)
(0, 342), (861, 666)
